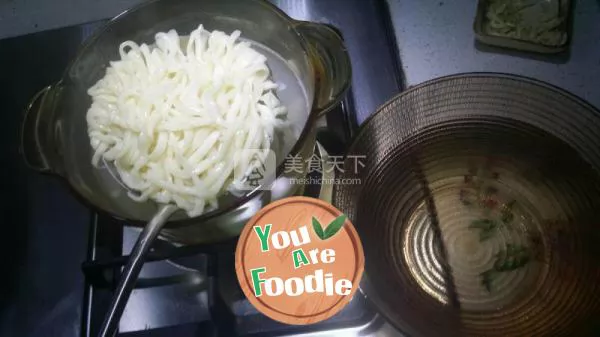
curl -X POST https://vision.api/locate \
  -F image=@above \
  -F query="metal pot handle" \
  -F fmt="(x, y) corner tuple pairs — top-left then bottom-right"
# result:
(295, 21), (352, 117)
(20, 84), (62, 174)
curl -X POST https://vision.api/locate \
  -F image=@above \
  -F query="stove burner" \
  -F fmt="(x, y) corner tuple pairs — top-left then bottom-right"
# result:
(81, 117), (380, 337)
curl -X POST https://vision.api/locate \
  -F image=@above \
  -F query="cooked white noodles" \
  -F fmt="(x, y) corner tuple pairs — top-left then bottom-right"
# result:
(86, 25), (289, 217)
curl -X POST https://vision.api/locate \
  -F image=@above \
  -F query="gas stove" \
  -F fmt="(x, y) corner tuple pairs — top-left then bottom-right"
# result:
(0, 0), (402, 336)
(82, 0), (404, 333)
(81, 109), (385, 336)
(77, 0), (403, 335)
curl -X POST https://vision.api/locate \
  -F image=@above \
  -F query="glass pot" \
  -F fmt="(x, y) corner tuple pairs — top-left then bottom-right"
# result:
(21, 0), (351, 244)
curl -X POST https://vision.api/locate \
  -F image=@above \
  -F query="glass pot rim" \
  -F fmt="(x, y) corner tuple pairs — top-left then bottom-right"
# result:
(37, 0), (352, 229)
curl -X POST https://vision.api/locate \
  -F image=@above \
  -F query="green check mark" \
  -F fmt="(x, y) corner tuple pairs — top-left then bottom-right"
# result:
(311, 215), (347, 240)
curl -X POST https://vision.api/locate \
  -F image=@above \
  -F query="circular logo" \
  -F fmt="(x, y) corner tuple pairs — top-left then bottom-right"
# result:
(235, 196), (365, 325)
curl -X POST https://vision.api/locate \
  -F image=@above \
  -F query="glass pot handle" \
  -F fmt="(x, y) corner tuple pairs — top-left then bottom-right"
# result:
(294, 21), (352, 117)
(20, 84), (63, 174)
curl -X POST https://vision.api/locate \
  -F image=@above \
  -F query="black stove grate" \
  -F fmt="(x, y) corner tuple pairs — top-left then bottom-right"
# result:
(80, 96), (377, 337)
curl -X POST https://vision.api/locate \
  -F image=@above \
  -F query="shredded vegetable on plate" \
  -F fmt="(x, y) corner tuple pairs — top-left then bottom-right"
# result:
(484, 0), (567, 46)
